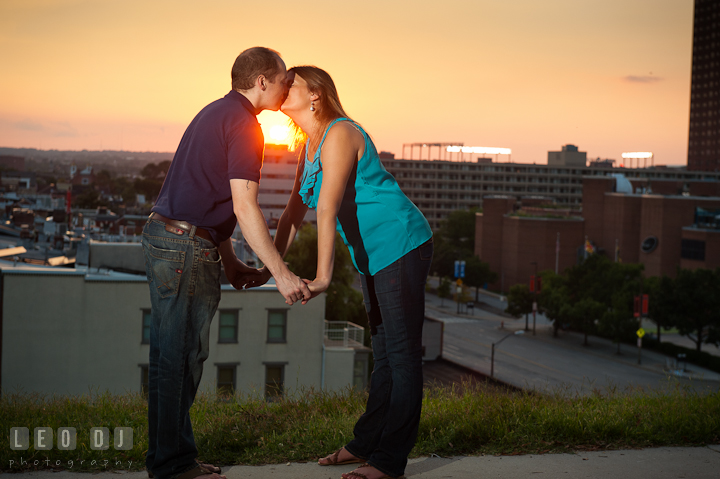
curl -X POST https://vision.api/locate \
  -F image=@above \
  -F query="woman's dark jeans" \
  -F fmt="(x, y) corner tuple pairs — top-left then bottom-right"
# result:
(345, 239), (433, 478)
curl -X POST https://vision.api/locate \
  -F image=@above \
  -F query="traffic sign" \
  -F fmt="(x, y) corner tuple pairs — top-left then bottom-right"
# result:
(454, 260), (466, 278)
(636, 328), (645, 338)
(456, 278), (463, 286)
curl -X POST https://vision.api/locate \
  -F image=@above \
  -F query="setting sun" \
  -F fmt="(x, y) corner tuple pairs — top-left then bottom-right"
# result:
(258, 111), (291, 145)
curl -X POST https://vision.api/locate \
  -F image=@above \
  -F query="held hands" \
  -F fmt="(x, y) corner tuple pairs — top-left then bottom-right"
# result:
(225, 259), (262, 290)
(274, 269), (312, 305)
(300, 277), (330, 305)
(244, 266), (273, 289)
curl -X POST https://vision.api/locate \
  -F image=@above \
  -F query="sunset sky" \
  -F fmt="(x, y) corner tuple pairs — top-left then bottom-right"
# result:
(0, 0), (694, 165)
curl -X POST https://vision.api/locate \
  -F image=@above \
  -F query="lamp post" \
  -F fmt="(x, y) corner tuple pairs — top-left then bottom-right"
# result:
(491, 330), (524, 378)
(530, 261), (538, 336)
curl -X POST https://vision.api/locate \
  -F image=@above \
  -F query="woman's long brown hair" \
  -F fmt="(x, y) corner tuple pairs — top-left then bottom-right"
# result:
(287, 66), (353, 157)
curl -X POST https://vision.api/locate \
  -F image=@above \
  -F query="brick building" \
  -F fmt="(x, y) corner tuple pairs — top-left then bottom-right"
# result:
(687, 0), (720, 171)
(476, 176), (720, 291)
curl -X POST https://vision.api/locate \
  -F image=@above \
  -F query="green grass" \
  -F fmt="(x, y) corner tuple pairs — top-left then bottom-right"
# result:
(3, 382), (719, 473)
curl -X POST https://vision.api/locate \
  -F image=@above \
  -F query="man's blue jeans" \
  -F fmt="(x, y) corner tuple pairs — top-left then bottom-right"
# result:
(142, 218), (222, 479)
(345, 239), (433, 478)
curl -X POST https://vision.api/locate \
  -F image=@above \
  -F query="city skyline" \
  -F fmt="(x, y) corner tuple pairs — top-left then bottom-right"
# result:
(0, 0), (694, 165)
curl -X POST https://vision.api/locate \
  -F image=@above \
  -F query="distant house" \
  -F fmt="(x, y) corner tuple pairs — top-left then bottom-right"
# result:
(70, 165), (95, 186)
(0, 259), (370, 397)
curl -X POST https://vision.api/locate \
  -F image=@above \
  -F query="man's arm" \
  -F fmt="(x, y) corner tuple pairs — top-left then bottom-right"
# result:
(250, 156), (309, 286)
(230, 178), (310, 304)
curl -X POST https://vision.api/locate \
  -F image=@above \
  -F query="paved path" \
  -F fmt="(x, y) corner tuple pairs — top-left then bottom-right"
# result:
(424, 288), (720, 396)
(14, 446), (720, 478)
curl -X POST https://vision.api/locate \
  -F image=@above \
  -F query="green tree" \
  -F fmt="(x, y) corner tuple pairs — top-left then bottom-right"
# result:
(667, 268), (720, 352)
(284, 224), (367, 329)
(646, 275), (676, 342)
(538, 270), (572, 338)
(539, 255), (642, 346)
(73, 188), (106, 210)
(95, 169), (114, 193)
(437, 277), (451, 307)
(464, 255), (498, 301)
(431, 208), (479, 277)
(506, 283), (534, 331)
(567, 297), (606, 347)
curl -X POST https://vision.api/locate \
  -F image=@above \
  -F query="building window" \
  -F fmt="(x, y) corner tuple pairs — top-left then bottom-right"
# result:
(140, 364), (149, 398)
(218, 310), (239, 343)
(267, 310), (288, 343)
(141, 309), (151, 344)
(681, 239), (706, 261)
(264, 363), (286, 400)
(216, 364), (238, 397)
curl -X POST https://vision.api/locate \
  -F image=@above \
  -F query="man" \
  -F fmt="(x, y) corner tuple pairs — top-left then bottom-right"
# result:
(142, 47), (311, 479)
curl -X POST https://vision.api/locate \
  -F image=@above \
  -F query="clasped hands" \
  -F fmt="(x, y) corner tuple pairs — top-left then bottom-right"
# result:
(225, 261), (328, 305)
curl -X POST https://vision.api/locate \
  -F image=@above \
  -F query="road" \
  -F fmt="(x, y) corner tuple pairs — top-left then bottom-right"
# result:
(424, 286), (720, 396)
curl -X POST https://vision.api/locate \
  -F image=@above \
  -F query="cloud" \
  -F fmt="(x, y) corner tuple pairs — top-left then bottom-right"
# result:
(623, 75), (664, 83)
(13, 119), (45, 131)
(10, 118), (78, 137)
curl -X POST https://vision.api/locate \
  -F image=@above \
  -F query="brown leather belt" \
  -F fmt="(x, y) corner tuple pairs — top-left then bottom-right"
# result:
(149, 212), (216, 245)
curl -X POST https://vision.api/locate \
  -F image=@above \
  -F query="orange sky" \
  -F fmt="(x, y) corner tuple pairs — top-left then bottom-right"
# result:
(0, 0), (694, 165)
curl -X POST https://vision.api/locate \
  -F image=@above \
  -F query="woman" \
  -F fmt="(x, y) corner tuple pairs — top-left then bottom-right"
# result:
(264, 66), (433, 479)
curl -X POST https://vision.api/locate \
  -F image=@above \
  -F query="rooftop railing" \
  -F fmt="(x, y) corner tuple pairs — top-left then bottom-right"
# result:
(324, 321), (365, 348)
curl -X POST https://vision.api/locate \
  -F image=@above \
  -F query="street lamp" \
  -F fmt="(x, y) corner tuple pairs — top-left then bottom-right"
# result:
(491, 330), (524, 378)
(530, 261), (538, 336)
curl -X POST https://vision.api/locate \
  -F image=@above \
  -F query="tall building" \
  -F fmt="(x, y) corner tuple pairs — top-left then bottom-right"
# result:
(687, 0), (720, 171)
(383, 155), (720, 231)
(547, 144), (587, 167)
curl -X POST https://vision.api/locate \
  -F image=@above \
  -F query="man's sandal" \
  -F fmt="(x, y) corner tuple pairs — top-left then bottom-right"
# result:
(175, 465), (225, 479)
(342, 463), (402, 479)
(148, 462), (222, 478)
(318, 448), (364, 466)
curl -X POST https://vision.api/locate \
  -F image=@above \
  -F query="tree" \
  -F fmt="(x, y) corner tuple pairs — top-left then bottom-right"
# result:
(135, 161), (171, 201)
(537, 270), (570, 337)
(646, 275), (676, 343)
(597, 289), (637, 354)
(437, 277), (451, 307)
(73, 188), (106, 210)
(431, 208), (479, 277)
(567, 297), (606, 346)
(538, 255), (642, 346)
(284, 224), (367, 329)
(506, 284), (534, 330)
(463, 255), (498, 301)
(667, 268), (720, 352)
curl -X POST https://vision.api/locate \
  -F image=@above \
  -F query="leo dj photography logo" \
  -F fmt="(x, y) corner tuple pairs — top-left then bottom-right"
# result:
(10, 427), (134, 450)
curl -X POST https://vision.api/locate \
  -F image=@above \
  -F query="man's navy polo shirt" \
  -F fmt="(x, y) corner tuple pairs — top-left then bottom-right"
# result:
(152, 90), (264, 246)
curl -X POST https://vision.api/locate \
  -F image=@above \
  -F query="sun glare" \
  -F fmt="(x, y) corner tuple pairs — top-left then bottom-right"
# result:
(258, 111), (292, 145)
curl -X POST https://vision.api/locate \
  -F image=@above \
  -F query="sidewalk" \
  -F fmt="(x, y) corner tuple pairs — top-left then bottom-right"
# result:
(16, 446), (720, 479)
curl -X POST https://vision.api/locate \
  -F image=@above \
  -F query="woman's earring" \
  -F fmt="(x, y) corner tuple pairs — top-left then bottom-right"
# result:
(310, 101), (315, 112)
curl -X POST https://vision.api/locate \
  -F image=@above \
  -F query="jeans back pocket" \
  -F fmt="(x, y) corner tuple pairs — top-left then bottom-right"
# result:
(146, 242), (186, 298)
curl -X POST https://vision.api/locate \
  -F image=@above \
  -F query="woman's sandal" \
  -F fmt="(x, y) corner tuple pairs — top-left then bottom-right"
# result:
(318, 448), (364, 466)
(342, 463), (403, 479)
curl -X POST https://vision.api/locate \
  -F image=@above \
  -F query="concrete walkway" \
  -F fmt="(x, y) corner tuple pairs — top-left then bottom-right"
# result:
(15, 446), (720, 479)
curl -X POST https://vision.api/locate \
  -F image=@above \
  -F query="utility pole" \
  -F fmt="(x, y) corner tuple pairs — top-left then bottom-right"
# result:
(530, 262), (539, 336)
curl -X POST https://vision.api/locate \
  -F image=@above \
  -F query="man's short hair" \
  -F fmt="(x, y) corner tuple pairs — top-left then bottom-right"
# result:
(231, 47), (283, 91)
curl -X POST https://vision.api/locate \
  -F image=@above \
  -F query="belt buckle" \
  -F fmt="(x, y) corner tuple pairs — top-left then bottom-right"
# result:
(165, 224), (186, 236)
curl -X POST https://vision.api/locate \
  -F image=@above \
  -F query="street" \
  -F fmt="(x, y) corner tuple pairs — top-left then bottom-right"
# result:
(424, 284), (720, 395)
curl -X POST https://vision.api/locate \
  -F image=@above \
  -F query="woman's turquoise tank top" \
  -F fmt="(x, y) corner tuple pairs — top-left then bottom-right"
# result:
(298, 118), (432, 275)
